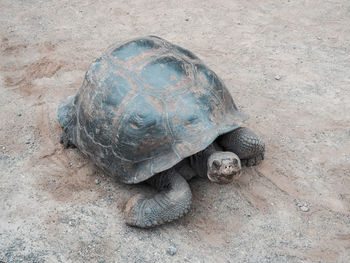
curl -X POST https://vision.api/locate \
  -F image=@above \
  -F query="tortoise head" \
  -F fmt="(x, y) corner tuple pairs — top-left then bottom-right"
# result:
(207, 152), (241, 183)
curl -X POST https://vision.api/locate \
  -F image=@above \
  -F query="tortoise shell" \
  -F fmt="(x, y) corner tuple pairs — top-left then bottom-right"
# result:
(61, 36), (244, 184)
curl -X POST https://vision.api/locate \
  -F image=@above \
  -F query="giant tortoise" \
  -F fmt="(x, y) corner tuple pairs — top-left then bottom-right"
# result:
(57, 36), (265, 228)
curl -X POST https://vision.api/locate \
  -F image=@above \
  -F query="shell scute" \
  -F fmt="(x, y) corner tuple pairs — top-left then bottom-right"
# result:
(111, 38), (161, 61)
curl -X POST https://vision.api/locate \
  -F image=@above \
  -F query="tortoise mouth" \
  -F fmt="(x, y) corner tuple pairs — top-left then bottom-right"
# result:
(207, 170), (241, 184)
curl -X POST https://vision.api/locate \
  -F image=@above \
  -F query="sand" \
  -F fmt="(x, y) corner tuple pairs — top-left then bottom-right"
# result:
(1, 0), (349, 262)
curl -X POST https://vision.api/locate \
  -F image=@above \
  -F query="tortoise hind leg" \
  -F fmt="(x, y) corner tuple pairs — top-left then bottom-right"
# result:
(124, 169), (192, 228)
(217, 127), (265, 167)
(57, 95), (77, 148)
(60, 130), (76, 149)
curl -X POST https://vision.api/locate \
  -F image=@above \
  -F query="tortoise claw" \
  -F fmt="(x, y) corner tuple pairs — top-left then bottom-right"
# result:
(124, 194), (147, 227)
(242, 152), (264, 167)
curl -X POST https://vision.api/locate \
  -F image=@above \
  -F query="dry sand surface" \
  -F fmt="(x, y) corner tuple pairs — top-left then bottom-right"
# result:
(1, 0), (350, 262)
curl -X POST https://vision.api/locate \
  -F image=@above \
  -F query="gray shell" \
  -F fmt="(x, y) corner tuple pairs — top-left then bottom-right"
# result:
(58, 36), (244, 184)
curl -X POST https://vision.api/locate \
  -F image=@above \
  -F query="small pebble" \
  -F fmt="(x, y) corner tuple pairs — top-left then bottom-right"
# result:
(168, 245), (177, 256)
(274, 75), (281, 80)
(300, 206), (309, 212)
(18, 113), (22, 116)
(25, 137), (31, 144)
(94, 179), (100, 185)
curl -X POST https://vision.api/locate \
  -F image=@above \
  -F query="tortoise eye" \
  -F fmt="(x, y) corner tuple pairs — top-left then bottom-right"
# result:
(212, 160), (221, 170)
(234, 159), (239, 167)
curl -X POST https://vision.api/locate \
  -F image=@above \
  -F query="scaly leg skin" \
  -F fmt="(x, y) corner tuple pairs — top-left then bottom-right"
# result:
(124, 169), (192, 228)
(218, 127), (265, 167)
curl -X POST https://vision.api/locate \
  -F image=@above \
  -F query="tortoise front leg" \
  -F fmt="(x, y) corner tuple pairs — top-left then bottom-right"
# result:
(217, 127), (265, 167)
(124, 169), (192, 228)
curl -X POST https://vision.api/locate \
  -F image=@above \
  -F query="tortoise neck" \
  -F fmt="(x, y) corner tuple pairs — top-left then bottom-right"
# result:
(189, 142), (222, 178)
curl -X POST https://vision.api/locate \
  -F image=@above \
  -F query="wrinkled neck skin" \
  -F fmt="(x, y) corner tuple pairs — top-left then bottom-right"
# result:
(189, 142), (221, 178)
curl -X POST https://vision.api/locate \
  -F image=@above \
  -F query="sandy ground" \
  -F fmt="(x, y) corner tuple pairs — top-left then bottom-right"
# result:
(1, 0), (350, 262)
